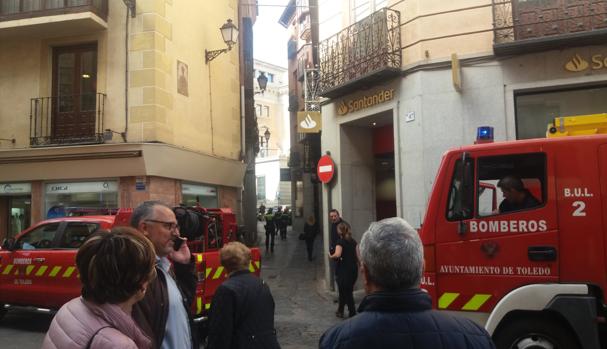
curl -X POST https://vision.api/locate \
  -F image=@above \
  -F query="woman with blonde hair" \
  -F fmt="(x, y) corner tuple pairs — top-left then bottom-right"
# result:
(302, 215), (319, 261)
(207, 242), (280, 349)
(329, 222), (359, 318)
(42, 227), (155, 349)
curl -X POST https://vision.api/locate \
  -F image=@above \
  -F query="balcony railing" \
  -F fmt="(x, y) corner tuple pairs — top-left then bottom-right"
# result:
(0, 0), (108, 22)
(319, 8), (401, 99)
(30, 93), (106, 147)
(493, 0), (607, 55)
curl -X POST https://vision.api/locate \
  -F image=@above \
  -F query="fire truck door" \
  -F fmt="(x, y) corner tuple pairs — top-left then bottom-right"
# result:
(435, 151), (558, 314)
(48, 222), (100, 304)
(0, 222), (62, 306)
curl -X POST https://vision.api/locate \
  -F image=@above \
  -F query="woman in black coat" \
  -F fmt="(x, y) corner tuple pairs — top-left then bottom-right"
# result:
(329, 222), (358, 318)
(302, 215), (319, 261)
(207, 242), (280, 349)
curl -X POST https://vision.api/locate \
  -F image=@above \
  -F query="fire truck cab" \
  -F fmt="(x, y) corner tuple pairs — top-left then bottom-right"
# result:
(420, 132), (607, 349)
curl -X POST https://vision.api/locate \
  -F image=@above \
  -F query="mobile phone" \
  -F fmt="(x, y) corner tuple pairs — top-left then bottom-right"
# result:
(173, 237), (185, 251)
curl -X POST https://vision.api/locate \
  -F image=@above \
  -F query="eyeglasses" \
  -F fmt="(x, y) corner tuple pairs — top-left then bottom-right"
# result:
(145, 219), (179, 231)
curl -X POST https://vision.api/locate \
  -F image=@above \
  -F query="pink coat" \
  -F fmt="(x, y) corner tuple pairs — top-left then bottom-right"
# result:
(42, 297), (152, 349)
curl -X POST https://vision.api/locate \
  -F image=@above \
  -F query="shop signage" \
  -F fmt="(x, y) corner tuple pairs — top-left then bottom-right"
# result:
(0, 183), (31, 195)
(46, 181), (117, 194)
(337, 89), (395, 116)
(297, 111), (322, 133)
(182, 183), (217, 196)
(564, 53), (607, 72)
(135, 177), (146, 191)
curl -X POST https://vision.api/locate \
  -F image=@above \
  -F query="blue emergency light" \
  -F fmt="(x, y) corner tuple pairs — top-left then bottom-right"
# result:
(476, 126), (494, 143)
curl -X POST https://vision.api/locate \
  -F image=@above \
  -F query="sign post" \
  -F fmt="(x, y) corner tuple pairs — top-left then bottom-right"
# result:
(318, 153), (336, 291)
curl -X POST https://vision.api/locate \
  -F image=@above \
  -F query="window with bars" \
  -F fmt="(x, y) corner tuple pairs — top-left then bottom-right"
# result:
(351, 0), (388, 22)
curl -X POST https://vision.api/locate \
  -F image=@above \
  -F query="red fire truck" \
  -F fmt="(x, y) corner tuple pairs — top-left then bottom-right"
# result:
(420, 118), (607, 348)
(0, 206), (260, 333)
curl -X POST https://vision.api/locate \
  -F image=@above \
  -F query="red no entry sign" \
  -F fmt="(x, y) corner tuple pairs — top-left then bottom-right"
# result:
(317, 155), (335, 184)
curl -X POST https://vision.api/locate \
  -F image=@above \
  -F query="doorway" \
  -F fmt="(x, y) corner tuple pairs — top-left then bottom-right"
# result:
(340, 110), (395, 237)
(52, 44), (98, 142)
(373, 124), (396, 220)
(0, 196), (31, 240)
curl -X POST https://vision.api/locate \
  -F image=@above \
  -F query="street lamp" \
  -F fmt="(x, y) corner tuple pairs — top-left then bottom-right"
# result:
(259, 127), (271, 156)
(256, 72), (268, 94)
(122, 0), (136, 17)
(205, 19), (239, 63)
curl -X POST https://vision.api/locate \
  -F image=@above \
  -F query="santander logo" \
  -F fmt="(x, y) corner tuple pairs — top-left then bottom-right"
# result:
(300, 113), (317, 129)
(564, 54), (589, 72)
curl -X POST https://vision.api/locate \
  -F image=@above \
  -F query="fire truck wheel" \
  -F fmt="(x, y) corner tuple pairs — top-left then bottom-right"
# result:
(493, 316), (581, 349)
(0, 306), (6, 320)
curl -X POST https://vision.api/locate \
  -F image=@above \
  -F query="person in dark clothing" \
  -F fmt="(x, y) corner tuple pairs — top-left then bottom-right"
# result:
(320, 217), (495, 349)
(264, 208), (276, 253)
(328, 209), (344, 254)
(207, 242), (280, 349)
(329, 222), (358, 318)
(279, 208), (290, 239)
(497, 175), (540, 213)
(130, 201), (198, 349)
(274, 207), (287, 240)
(303, 215), (319, 261)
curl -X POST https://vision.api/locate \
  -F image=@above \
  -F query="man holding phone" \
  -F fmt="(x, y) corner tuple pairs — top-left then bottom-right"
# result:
(130, 201), (197, 349)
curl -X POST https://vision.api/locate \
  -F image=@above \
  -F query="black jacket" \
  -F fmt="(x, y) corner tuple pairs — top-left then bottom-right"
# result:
(499, 190), (540, 213)
(319, 289), (495, 349)
(207, 270), (280, 349)
(132, 256), (198, 349)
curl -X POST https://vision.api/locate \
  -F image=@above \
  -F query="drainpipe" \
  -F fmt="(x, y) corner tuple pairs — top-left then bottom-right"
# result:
(123, 1), (136, 141)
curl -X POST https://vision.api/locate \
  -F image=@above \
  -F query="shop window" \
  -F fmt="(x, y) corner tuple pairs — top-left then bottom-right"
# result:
(257, 176), (266, 200)
(182, 183), (218, 208)
(515, 85), (607, 139)
(17, 223), (60, 250)
(59, 222), (99, 249)
(477, 153), (545, 216)
(45, 181), (118, 219)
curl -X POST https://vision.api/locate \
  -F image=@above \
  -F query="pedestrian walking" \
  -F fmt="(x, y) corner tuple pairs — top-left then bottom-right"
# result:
(130, 201), (198, 349)
(207, 242), (281, 349)
(42, 227), (155, 349)
(279, 208), (289, 240)
(328, 222), (358, 318)
(258, 204), (266, 221)
(302, 215), (319, 261)
(265, 208), (276, 253)
(274, 207), (287, 240)
(320, 217), (496, 349)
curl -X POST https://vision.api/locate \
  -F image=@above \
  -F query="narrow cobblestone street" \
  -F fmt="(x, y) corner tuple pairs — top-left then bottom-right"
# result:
(257, 222), (343, 349)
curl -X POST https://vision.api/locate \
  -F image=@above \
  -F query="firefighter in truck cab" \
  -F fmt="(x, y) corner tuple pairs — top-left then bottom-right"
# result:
(496, 175), (540, 213)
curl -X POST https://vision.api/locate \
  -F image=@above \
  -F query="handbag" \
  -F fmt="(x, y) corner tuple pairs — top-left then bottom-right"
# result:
(298, 233), (305, 240)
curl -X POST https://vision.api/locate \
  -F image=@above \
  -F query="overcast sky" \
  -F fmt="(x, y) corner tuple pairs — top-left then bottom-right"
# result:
(253, 1), (290, 68)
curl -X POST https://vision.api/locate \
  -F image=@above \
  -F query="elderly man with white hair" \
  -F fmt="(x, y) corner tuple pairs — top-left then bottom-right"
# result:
(319, 217), (495, 349)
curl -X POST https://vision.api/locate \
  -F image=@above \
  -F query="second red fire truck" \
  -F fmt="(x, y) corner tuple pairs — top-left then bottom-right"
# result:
(0, 206), (260, 336)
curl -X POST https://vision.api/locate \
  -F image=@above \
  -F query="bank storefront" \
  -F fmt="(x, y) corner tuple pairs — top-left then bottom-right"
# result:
(511, 47), (607, 140)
